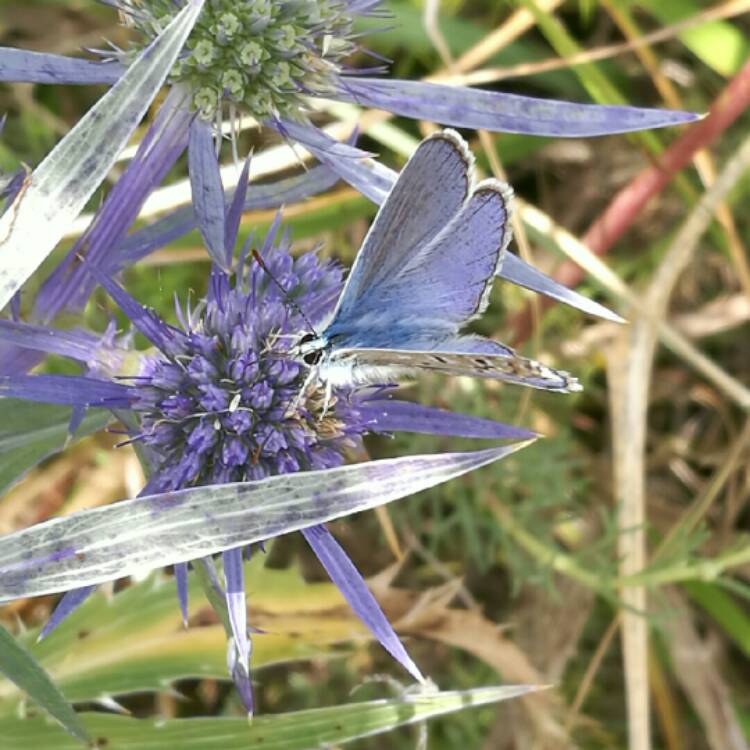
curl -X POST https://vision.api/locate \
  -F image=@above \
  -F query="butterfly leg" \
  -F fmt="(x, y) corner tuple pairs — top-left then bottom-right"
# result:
(286, 364), (318, 418)
(320, 378), (334, 421)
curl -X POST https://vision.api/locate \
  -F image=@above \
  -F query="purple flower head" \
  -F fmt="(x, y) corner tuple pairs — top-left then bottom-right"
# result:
(1, 218), (527, 710)
(130, 235), (368, 494)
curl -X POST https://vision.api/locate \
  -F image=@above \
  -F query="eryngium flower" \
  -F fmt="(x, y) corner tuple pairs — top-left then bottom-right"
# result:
(120, 0), (358, 120)
(0, 219), (533, 712)
(131, 232), (365, 493)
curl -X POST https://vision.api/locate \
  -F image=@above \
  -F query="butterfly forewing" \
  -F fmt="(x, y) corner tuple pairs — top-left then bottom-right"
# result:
(331, 130), (472, 322)
(308, 128), (582, 397)
(325, 180), (514, 350)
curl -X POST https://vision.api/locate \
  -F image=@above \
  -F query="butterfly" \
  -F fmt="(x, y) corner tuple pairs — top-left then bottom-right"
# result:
(291, 128), (581, 401)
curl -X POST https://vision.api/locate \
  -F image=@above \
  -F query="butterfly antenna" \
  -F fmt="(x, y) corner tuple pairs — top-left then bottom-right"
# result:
(251, 248), (318, 335)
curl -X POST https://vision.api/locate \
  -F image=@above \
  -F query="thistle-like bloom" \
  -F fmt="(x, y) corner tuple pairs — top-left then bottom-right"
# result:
(0, 201), (534, 711)
(0, 0), (697, 365)
(132, 229), (363, 493)
(118, 0), (363, 121)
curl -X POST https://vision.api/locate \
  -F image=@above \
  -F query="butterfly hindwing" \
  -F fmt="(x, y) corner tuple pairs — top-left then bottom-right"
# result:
(329, 346), (581, 392)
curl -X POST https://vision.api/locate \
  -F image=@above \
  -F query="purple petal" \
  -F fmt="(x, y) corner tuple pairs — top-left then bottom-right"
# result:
(37, 586), (95, 641)
(224, 156), (251, 254)
(346, 0), (384, 11)
(92, 272), (187, 357)
(271, 118), (395, 204)
(174, 562), (189, 627)
(67, 405), (86, 436)
(0, 374), (131, 407)
(0, 48), (122, 85)
(0, 319), (107, 362)
(222, 548), (250, 667)
(360, 398), (536, 439)
(25, 81), (193, 338)
(188, 119), (228, 269)
(334, 78), (699, 136)
(114, 164), (339, 267)
(228, 644), (254, 715)
(302, 524), (423, 682)
(499, 253), (624, 322)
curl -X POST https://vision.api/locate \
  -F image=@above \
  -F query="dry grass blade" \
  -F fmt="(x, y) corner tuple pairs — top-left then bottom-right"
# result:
(606, 131), (750, 750)
(601, 0), (750, 303)
(518, 199), (750, 411)
(445, 0), (750, 88)
(568, 418), (750, 728)
(389, 586), (570, 749)
(449, 0), (564, 74)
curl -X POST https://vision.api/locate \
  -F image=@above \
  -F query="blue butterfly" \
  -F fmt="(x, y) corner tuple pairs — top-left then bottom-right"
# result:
(292, 129), (581, 400)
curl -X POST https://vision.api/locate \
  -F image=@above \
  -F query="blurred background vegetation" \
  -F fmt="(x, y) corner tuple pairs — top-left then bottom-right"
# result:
(1, 1), (750, 748)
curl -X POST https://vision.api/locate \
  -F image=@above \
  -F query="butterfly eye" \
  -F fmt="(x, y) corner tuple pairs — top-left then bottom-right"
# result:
(303, 349), (323, 366)
(297, 333), (323, 366)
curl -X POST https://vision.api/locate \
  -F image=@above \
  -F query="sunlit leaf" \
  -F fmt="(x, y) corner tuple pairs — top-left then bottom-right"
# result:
(0, 685), (539, 749)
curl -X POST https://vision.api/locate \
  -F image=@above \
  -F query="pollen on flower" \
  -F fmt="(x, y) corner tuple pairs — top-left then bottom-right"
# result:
(128, 241), (367, 493)
(116, 0), (361, 120)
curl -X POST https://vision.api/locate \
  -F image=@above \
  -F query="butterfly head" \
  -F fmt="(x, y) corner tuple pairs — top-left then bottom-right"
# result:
(292, 332), (327, 367)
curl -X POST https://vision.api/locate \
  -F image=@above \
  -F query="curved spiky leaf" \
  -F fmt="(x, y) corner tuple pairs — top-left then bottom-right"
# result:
(0, 443), (534, 601)
(0, 685), (540, 749)
(0, 624), (88, 744)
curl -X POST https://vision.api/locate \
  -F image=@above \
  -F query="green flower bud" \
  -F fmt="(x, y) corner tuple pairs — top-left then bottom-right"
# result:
(217, 12), (242, 39)
(192, 39), (216, 66)
(222, 69), (246, 99)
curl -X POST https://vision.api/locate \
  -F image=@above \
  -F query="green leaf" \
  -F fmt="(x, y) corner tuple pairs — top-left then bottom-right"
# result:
(684, 580), (750, 659)
(0, 0), (206, 311)
(0, 442), (534, 601)
(638, 0), (748, 76)
(0, 399), (108, 495)
(0, 561), (353, 705)
(0, 685), (538, 749)
(0, 623), (88, 744)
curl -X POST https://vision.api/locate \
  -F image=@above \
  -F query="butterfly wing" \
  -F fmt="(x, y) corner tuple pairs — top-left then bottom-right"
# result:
(330, 129), (473, 326)
(328, 344), (581, 392)
(325, 178), (513, 349)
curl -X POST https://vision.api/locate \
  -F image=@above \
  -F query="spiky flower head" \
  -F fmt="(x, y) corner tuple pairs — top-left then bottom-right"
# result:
(114, 0), (363, 120)
(129, 232), (369, 494)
